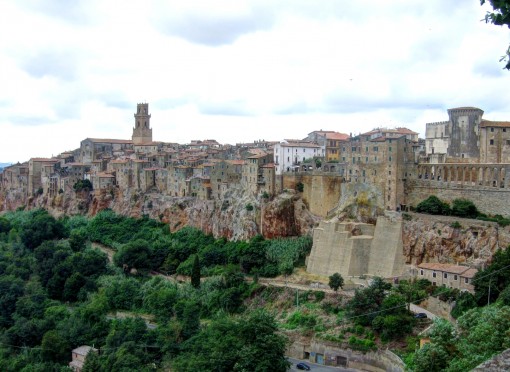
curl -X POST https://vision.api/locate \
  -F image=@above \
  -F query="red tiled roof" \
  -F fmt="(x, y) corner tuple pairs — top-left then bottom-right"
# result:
(461, 268), (478, 278)
(87, 138), (133, 144)
(418, 263), (473, 275)
(30, 158), (58, 162)
(326, 132), (350, 140)
(481, 120), (510, 128)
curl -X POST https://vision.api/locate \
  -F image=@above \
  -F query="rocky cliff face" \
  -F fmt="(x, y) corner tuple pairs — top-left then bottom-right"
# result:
(0, 187), (318, 241)
(402, 213), (510, 266)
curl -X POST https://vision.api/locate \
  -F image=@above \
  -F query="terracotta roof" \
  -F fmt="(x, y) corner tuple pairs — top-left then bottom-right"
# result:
(281, 141), (320, 148)
(326, 132), (350, 140)
(87, 138), (133, 144)
(227, 160), (246, 165)
(418, 263), (473, 275)
(97, 172), (115, 178)
(72, 346), (97, 356)
(461, 268), (478, 278)
(30, 158), (58, 162)
(111, 159), (128, 164)
(247, 153), (269, 159)
(481, 120), (510, 128)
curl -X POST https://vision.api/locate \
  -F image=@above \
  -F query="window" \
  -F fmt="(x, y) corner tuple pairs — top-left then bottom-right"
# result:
(454, 275), (458, 280)
(433, 272), (437, 278)
(503, 128), (507, 132)
(352, 147), (356, 152)
(389, 156), (392, 161)
(388, 170), (391, 175)
(490, 139), (494, 145)
(507, 140), (510, 146)
(365, 157), (368, 163)
(491, 127), (494, 132)
(365, 147), (368, 152)
(444, 273), (448, 279)
(420, 269), (424, 276)
(389, 146), (392, 152)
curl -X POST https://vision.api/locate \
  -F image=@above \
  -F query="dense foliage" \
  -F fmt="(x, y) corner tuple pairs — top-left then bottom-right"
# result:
(0, 208), (308, 371)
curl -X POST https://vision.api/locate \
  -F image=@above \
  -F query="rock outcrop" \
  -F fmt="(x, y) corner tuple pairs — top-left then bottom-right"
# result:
(0, 187), (318, 241)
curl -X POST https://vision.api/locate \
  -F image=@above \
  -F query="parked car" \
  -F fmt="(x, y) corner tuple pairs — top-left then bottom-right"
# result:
(414, 312), (427, 319)
(296, 362), (311, 370)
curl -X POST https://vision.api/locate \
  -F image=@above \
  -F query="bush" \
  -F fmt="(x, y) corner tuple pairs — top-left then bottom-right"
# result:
(73, 179), (93, 192)
(245, 203), (254, 211)
(416, 196), (450, 215)
(296, 182), (304, 192)
(450, 221), (462, 229)
(451, 199), (479, 219)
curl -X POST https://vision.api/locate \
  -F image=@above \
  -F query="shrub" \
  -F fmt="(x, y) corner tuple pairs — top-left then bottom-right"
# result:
(245, 203), (254, 211)
(451, 199), (479, 219)
(73, 179), (93, 192)
(450, 221), (462, 229)
(416, 196), (450, 215)
(296, 182), (304, 192)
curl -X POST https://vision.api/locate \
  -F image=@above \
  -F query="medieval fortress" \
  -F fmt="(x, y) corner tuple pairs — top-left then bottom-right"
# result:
(1, 104), (509, 282)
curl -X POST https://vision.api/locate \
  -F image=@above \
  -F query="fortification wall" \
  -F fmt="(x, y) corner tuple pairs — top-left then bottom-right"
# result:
(408, 184), (510, 216)
(368, 217), (406, 278)
(307, 218), (405, 278)
(282, 173), (342, 217)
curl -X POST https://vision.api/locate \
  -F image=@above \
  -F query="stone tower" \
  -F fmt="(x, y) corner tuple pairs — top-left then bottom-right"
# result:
(132, 103), (152, 144)
(447, 107), (483, 161)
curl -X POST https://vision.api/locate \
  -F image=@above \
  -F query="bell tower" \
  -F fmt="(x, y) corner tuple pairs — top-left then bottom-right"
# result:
(132, 103), (152, 144)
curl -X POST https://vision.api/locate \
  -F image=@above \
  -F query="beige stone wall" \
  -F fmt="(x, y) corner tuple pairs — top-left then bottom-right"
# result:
(408, 184), (510, 216)
(368, 217), (406, 277)
(283, 173), (343, 217)
(307, 217), (406, 279)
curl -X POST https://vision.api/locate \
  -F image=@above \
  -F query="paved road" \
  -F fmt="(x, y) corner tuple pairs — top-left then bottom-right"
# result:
(409, 303), (438, 320)
(287, 357), (360, 372)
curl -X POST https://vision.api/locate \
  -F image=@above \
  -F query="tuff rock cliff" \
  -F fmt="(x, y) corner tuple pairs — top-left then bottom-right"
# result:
(0, 187), (319, 241)
(402, 212), (510, 266)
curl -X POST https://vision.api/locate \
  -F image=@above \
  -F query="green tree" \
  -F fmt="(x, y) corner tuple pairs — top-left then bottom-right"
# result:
(82, 350), (101, 372)
(416, 195), (450, 215)
(481, 0), (510, 69)
(346, 277), (391, 326)
(191, 254), (201, 289)
(73, 179), (93, 192)
(473, 247), (510, 305)
(41, 330), (70, 363)
(114, 239), (151, 273)
(328, 272), (344, 291)
(450, 198), (479, 219)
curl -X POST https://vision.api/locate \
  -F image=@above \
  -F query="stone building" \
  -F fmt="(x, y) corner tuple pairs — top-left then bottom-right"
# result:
(274, 140), (323, 175)
(417, 263), (477, 293)
(426, 107), (484, 161)
(28, 158), (59, 195)
(480, 119), (510, 163)
(69, 345), (98, 372)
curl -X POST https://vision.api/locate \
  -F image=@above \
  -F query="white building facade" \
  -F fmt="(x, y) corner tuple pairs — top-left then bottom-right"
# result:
(274, 140), (324, 175)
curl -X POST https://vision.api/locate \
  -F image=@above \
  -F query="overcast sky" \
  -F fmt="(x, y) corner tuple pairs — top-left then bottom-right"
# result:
(1, 0), (510, 163)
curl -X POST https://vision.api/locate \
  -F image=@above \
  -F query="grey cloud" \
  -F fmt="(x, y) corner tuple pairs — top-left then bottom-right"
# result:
(22, 49), (79, 80)
(473, 60), (505, 78)
(18, 0), (91, 24)
(155, 7), (274, 46)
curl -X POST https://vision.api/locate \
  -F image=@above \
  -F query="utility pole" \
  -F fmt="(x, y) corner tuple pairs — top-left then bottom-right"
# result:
(488, 276), (492, 306)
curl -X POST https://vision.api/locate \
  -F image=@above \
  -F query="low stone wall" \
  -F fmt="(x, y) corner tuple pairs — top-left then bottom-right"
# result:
(419, 296), (455, 322)
(287, 340), (405, 372)
(407, 183), (510, 216)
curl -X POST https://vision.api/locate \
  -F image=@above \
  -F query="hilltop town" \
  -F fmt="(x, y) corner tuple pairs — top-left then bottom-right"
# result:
(2, 104), (510, 215)
(1, 104), (510, 270)
(2, 103), (510, 371)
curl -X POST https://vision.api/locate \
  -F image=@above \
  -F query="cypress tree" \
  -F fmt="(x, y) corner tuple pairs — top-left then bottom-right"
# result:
(191, 254), (201, 288)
